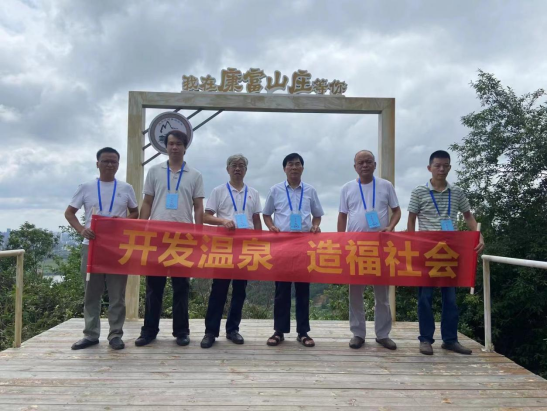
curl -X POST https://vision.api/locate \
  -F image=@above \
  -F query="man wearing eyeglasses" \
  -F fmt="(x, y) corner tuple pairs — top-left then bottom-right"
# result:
(263, 153), (324, 348)
(65, 147), (139, 350)
(200, 154), (262, 348)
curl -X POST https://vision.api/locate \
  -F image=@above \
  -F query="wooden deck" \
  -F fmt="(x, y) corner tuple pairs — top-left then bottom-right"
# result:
(0, 319), (546, 410)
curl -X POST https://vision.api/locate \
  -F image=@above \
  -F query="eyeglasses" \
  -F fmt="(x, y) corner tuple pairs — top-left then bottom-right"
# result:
(286, 162), (303, 168)
(100, 160), (119, 165)
(229, 163), (247, 170)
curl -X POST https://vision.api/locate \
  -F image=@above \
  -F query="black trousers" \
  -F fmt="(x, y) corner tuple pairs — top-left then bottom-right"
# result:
(273, 281), (310, 334)
(141, 276), (190, 338)
(204, 279), (247, 337)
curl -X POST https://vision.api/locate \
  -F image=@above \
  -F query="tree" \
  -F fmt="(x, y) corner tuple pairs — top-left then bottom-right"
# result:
(450, 70), (547, 377)
(1, 222), (59, 275)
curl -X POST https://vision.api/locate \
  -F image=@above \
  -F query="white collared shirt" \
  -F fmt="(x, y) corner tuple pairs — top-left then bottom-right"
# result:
(262, 181), (324, 232)
(143, 161), (205, 223)
(339, 177), (399, 232)
(205, 183), (262, 229)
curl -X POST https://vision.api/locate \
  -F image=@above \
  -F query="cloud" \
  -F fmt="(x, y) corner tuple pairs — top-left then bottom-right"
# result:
(0, 0), (545, 232)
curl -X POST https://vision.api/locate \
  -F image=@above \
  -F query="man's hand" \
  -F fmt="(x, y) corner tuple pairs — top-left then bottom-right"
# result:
(475, 234), (485, 253)
(223, 219), (236, 230)
(80, 228), (95, 240)
(380, 226), (394, 232)
(268, 225), (280, 233)
(310, 225), (321, 234)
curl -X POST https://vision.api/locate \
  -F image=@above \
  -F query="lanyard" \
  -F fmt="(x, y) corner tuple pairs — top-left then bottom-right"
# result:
(226, 183), (248, 212)
(358, 177), (375, 210)
(285, 182), (304, 212)
(97, 178), (117, 214)
(167, 161), (185, 192)
(427, 183), (451, 217)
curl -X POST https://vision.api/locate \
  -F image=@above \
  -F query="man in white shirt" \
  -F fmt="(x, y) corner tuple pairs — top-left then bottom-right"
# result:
(263, 153), (324, 348)
(65, 147), (139, 350)
(200, 154), (262, 348)
(135, 130), (205, 347)
(338, 150), (401, 350)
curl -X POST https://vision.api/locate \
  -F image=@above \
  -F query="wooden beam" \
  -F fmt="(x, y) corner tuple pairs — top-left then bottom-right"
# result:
(125, 92), (145, 320)
(136, 91), (393, 114)
(377, 99), (396, 321)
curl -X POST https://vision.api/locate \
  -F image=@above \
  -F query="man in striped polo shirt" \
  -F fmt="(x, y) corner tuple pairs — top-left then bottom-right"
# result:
(407, 150), (484, 356)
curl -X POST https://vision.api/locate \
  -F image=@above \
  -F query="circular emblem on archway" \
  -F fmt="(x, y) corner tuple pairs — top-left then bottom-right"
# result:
(148, 112), (193, 154)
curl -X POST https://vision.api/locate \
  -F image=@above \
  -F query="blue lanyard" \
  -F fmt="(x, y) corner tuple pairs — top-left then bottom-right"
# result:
(226, 183), (248, 212)
(167, 161), (185, 192)
(285, 182), (304, 212)
(427, 183), (451, 217)
(358, 177), (375, 210)
(97, 178), (117, 214)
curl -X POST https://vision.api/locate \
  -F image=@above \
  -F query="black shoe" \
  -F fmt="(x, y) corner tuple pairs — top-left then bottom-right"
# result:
(200, 334), (215, 348)
(349, 336), (365, 349)
(71, 338), (99, 350)
(442, 342), (472, 355)
(135, 335), (155, 347)
(376, 338), (397, 350)
(109, 337), (125, 350)
(226, 331), (244, 344)
(420, 341), (434, 355)
(176, 334), (190, 346)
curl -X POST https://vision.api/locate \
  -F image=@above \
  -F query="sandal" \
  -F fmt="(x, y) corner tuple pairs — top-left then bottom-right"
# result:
(267, 332), (284, 346)
(297, 334), (315, 347)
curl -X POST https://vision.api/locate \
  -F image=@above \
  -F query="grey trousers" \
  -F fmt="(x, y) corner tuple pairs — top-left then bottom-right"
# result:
(349, 284), (392, 339)
(80, 245), (128, 341)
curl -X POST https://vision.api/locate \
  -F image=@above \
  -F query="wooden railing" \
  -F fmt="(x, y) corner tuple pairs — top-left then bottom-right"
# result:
(0, 249), (25, 347)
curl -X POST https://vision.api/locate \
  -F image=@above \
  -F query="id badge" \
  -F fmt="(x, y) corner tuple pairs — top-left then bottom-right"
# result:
(166, 193), (179, 210)
(290, 213), (302, 232)
(440, 219), (454, 231)
(365, 210), (381, 229)
(235, 213), (249, 229)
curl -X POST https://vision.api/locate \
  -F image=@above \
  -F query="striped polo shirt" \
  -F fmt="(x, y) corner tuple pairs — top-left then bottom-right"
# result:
(408, 181), (470, 231)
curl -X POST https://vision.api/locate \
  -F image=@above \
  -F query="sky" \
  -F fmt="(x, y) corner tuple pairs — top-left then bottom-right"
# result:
(0, 0), (546, 233)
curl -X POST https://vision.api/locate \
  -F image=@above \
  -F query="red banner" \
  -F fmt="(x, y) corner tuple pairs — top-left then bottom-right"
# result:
(88, 216), (479, 287)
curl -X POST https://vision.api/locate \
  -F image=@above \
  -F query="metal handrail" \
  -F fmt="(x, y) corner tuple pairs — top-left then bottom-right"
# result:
(0, 249), (25, 348)
(481, 254), (547, 352)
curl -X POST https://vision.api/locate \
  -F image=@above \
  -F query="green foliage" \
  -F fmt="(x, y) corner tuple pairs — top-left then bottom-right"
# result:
(449, 70), (547, 377)
(1, 222), (59, 275)
(0, 223), (84, 351)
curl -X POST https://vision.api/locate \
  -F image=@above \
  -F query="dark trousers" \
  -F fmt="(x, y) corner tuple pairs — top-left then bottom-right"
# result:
(418, 287), (459, 344)
(273, 281), (310, 334)
(141, 276), (190, 338)
(204, 279), (247, 337)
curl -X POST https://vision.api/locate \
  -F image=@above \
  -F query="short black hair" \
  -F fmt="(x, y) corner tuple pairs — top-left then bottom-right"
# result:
(283, 153), (304, 168)
(96, 147), (120, 161)
(429, 150), (450, 165)
(166, 129), (189, 147)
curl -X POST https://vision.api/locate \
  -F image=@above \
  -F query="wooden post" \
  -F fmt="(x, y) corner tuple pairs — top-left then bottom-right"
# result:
(482, 258), (493, 352)
(125, 92), (146, 320)
(377, 99), (396, 321)
(14, 252), (24, 348)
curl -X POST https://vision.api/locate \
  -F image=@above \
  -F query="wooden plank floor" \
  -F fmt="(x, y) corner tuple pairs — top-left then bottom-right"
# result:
(0, 319), (545, 410)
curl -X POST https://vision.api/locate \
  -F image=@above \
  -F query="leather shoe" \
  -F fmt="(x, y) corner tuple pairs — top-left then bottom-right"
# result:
(176, 334), (190, 346)
(200, 334), (215, 348)
(226, 331), (244, 344)
(420, 341), (434, 355)
(442, 342), (472, 355)
(376, 337), (397, 350)
(349, 336), (365, 349)
(71, 338), (99, 350)
(109, 337), (125, 350)
(135, 335), (155, 347)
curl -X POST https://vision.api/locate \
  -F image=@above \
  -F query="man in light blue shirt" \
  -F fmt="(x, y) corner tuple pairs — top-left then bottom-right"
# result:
(263, 153), (324, 348)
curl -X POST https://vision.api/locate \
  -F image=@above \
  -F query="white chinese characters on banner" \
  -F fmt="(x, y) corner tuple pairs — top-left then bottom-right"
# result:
(182, 68), (347, 95)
